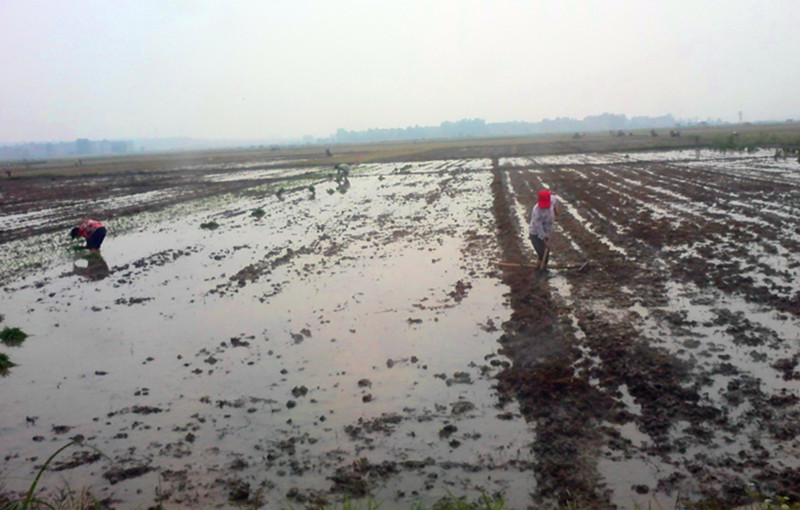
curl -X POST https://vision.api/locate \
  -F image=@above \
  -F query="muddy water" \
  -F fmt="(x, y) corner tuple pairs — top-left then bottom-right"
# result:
(5, 148), (800, 508)
(0, 163), (538, 508)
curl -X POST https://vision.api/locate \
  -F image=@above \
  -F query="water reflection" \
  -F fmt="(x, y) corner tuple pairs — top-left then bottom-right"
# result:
(337, 176), (351, 194)
(73, 253), (110, 281)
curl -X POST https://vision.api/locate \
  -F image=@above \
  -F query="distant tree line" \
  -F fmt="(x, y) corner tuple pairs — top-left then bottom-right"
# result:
(0, 138), (134, 161)
(331, 113), (705, 144)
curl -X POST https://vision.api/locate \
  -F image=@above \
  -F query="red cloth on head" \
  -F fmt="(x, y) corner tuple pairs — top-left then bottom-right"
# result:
(538, 190), (551, 208)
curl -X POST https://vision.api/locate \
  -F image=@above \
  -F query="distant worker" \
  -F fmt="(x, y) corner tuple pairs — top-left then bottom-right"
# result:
(528, 190), (558, 269)
(334, 163), (350, 183)
(70, 219), (107, 252)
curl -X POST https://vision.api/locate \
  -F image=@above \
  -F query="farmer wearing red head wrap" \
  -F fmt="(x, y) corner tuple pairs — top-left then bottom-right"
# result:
(528, 189), (558, 268)
(69, 219), (107, 252)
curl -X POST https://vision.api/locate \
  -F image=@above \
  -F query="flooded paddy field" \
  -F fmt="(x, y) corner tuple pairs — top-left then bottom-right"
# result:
(1, 146), (799, 509)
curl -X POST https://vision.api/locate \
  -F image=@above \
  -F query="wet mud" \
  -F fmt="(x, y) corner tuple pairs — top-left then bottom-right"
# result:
(492, 150), (800, 507)
(0, 149), (799, 509)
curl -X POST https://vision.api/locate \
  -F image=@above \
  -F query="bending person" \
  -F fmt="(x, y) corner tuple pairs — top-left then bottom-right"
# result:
(70, 219), (107, 252)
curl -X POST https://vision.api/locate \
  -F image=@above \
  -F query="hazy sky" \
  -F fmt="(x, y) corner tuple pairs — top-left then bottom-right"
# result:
(2, 0), (798, 143)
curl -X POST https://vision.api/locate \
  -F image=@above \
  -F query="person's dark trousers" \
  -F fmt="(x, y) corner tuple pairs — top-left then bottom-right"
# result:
(529, 234), (549, 265)
(87, 227), (106, 250)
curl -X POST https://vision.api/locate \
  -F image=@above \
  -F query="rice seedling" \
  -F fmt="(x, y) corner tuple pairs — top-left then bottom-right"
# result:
(82, 251), (103, 262)
(0, 327), (27, 347)
(0, 352), (15, 375)
(200, 221), (219, 230)
(251, 208), (266, 219)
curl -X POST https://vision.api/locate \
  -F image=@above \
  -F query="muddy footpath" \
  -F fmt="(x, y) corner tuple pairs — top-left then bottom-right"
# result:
(1, 148), (799, 509)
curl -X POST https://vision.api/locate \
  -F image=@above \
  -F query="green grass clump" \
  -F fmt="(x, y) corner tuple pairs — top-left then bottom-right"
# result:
(200, 221), (219, 230)
(285, 494), (506, 510)
(760, 495), (800, 509)
(424, 494), (505, 510)
(0, 352), (15, 375)
(0, 327), (27, 347)
(0, 441), (105, 510)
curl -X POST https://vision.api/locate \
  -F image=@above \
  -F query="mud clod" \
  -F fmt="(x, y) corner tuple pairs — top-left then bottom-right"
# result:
(104, 465), (154, 484)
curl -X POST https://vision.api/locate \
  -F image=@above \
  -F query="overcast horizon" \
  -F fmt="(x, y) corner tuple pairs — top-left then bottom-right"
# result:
(2, 1), (798, 145)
